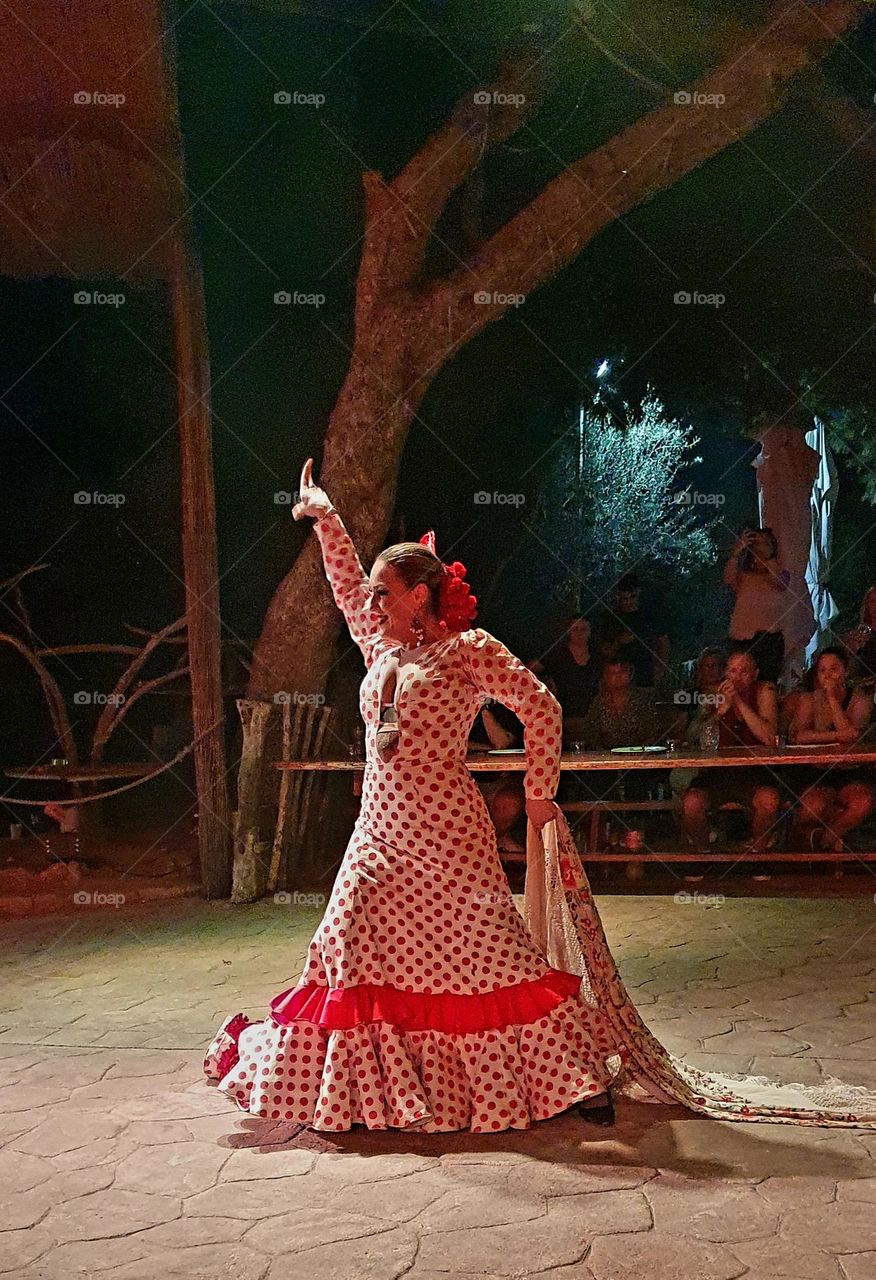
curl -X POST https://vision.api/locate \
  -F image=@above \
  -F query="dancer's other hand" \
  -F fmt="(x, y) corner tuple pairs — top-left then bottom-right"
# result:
(526, 798), (559, 829)
(292, 457), (333, 521)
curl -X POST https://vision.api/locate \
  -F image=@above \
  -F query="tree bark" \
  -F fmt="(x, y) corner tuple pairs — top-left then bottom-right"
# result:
(169, 230), (233, 898)
(249, 0), (863, 700)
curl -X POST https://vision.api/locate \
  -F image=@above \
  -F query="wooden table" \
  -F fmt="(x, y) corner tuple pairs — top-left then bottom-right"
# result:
(4, 764), (154, 783)
(276, 744), (876, 772)
(276, 746), (876, 864)
(3, 764), (156, 854)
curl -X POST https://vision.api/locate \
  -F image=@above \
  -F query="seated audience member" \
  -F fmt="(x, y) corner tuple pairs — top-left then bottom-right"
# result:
(788, 647), (874, 852)
(838, 585), (876, 687)
(680, 647), (780, 853)
(669, 647), (726, 746)
(574, 659), (661, 806)
(668, 648), (726, 804)
(581, 658), (659, 749)
(468, 700), (526, 854)
(592, 574), (669, 688)
(537, 613), (601, 744)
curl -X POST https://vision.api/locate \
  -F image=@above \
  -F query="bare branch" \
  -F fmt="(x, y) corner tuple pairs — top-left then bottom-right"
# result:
(0, 632), (78, 764)
(0, 564), (48, 594)
(36, 644), (143, 657)
(124, 620), (187, 641)
(92, 615), (188, 753)
(91, 667), (191, 761)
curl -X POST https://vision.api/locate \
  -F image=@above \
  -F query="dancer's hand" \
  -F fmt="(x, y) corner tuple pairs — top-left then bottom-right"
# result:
(526, 798), (558, 829)
(292, 457), (333, 521)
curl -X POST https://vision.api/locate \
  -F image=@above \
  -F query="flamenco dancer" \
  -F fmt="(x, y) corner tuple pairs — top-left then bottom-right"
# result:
(205, 459), (876, 1135)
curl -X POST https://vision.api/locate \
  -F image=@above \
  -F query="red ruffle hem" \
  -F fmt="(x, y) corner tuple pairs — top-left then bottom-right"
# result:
(203, 969), (628, 1134)
(268, 968), (582, 1033)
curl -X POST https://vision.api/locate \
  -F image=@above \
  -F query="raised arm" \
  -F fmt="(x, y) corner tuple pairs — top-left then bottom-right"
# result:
(312, 510), (386, 663)
(460, 628), (562, 803)
(293, 458), (384, 665)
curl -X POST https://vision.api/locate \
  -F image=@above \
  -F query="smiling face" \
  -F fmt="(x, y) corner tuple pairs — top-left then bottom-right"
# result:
(367, 557), (430, 643)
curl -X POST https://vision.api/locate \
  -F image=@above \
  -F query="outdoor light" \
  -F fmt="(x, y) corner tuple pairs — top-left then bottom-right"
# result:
(596, 359), (610, 379)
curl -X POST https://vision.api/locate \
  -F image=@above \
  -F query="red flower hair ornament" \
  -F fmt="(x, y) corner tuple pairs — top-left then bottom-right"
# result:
(418, 529), (478, 632)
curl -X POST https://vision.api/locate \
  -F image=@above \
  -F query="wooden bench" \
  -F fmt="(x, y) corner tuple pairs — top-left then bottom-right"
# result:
(559, 799), (676, 853)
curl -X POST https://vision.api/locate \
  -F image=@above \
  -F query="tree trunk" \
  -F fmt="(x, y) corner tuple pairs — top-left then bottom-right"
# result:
(248, 306), (428, 698)
(249, 0), (864, 703)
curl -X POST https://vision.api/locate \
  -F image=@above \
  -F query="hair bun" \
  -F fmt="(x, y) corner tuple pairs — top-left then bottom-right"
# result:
(417, 531), (477, 631)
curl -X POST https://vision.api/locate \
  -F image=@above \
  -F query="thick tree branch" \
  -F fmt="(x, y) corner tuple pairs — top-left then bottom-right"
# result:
(360, 62), (536, 298)
(425, 0), (865, 347)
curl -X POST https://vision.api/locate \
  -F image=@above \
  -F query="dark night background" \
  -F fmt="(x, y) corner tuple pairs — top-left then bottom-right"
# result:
(2, 0), (875, 788)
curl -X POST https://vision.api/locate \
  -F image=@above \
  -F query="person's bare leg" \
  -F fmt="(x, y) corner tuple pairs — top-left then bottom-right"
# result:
(822, 783), (874, 848)
(680, 787), (711, 850)
(791, 785), (832, 849)
(490, 785), (526, 851)
(749, 785), (781, 851)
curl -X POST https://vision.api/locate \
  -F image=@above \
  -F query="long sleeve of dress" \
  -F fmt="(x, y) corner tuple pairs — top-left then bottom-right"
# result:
(460, 628), (562, 800)
(313, 509), (383, 666)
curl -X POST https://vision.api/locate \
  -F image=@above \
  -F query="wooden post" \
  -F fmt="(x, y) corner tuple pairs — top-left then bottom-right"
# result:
(232, 698), (274, 902)
(168, 228), (232, 898)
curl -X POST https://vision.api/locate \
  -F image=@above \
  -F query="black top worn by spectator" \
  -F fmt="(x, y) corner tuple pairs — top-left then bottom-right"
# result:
(593, 576), (668, 688)
(540, 646), (601, 719)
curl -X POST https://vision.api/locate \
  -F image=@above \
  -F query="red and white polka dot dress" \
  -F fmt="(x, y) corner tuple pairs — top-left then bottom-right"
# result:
(204, 510), (623, 1132)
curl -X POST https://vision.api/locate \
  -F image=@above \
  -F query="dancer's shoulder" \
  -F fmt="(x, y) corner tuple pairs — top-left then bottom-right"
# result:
(455, 625), (494, 649)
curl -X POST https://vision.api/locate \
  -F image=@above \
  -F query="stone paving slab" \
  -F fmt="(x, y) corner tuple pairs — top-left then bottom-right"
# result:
(1, 894), (874, 1279)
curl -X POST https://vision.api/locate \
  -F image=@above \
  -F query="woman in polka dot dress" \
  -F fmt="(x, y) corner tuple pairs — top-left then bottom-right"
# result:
(203, 459), (626, 1133)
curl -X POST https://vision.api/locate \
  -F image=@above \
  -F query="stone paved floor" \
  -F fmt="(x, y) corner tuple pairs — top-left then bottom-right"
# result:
(2, 893), (876, 1279)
